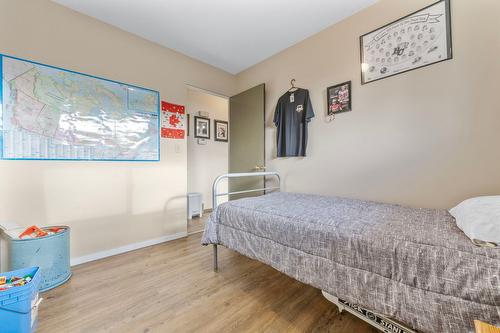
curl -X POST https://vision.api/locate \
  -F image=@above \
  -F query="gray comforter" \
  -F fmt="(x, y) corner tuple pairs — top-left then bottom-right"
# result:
(202, 192), (500, 333)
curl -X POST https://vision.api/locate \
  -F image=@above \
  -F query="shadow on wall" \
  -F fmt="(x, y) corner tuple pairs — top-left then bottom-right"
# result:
(63, 195), (186, 258)
(68, 209), (183, 258)
(163, 194), (188, 224)
(0, 162), (187, 259)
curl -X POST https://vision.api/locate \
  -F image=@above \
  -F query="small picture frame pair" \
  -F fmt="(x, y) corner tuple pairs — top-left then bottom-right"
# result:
(194, 116), (228, 142)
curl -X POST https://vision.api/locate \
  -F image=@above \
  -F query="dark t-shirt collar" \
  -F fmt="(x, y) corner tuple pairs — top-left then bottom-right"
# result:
(287, 88), (302, 95)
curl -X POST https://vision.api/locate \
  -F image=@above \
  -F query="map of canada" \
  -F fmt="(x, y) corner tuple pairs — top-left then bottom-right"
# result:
(0, 55), (159, 160)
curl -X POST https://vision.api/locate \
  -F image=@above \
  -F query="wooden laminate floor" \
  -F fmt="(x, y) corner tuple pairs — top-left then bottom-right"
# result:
(38, 233), (376, 333)
(187, 215), (208, 235)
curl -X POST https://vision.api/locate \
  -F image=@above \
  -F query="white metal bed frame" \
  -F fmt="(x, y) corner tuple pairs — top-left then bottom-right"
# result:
(210, 171), (417, 333)
(211, 171), (281, 272)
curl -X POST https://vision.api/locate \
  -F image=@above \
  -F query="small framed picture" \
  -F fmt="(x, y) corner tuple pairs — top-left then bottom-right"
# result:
(327, 81), (351, 115)
(214, 120), (228, 142)
(194, 116), (210, 139)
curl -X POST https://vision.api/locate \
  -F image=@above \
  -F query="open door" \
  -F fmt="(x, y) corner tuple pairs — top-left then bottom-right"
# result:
(229, 84), (265, 200)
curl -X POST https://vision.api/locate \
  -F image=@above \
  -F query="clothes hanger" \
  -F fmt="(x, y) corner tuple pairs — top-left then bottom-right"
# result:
(288, 79), (299, 92)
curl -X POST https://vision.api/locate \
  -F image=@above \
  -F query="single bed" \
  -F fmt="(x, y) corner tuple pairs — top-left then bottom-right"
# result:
(202, 172), (500, 333)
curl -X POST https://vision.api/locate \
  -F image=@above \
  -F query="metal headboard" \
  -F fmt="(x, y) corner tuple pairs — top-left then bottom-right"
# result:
(211, 171), (281, 272)
(212, 171), (281, 209)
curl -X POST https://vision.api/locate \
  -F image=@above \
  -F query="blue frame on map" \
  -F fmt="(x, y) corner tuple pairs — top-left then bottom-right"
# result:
(0, 53), (161, 162)
(0, 55), (3, 160)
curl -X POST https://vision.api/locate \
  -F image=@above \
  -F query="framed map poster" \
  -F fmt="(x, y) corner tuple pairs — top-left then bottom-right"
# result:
(360, 0), (452, 84)
(0, 54), (160, 161)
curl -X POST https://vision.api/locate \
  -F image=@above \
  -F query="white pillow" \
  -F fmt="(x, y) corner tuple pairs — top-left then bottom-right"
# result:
(449, 196), (500, 247)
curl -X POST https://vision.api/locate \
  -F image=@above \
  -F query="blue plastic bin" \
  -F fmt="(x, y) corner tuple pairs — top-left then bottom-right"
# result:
(0, 266), (41, 333)
(9, 226), (71, 292)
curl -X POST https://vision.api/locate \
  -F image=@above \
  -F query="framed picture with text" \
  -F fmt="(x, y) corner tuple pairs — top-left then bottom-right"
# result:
(360, 0), (452, 84)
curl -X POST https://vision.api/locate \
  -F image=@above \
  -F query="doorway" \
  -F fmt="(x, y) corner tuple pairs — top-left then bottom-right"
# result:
(186, 87), (229, 234)
(186, 84), (265, 234)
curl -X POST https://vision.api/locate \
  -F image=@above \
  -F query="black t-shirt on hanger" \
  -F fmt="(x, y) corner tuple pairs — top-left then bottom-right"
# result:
(273, 88), (314, 157)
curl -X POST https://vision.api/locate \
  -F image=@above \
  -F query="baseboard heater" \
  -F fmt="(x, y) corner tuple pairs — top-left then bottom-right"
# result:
(322, 291), (418, 333)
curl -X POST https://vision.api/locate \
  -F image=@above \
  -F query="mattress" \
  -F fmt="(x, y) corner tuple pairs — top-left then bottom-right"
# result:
(202, 192), (500, 333)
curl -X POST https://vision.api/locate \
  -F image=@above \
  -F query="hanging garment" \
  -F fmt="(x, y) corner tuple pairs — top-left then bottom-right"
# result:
(273, 88), (314, 157)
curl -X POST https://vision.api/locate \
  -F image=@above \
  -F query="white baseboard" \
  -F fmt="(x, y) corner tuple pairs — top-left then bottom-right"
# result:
(70, 231), (188, 267)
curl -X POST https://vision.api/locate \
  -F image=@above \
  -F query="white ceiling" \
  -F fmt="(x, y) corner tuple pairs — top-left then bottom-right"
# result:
(53, 0), (377, 74)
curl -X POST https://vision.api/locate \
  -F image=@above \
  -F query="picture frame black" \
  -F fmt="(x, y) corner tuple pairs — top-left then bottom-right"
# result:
(327, 81), (352, 115)
(186, 114), (190, 137)
(214, 120), (229, 142)
(360, 0), (452, 85)
(194, 116), (210, 139)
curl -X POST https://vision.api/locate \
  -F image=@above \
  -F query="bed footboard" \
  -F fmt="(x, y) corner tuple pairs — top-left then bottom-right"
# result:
(211, 171), (281, 271)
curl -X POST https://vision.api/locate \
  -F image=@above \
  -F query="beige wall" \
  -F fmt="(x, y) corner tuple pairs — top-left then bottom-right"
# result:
(1, 0), (498, 264)
(187, 88), (229, 210)
(0, 0), (235, 262)
(236, 0), (500, 209)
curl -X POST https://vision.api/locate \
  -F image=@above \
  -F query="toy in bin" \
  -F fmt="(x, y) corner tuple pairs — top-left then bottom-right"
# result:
(0, 274), (33, 290)
(0, 267), (42, 333)
(18, 225), (64, 239)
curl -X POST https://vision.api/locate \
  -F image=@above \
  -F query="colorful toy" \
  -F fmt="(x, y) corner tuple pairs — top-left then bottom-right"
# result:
(0, 275), (34, 291)
(18, 225), (65, 239)
(46, 227), (64, 234)
(18, 226), (48, 239)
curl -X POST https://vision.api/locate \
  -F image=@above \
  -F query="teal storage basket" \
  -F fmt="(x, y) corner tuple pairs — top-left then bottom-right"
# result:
(0, 266), (42, 333)
(9, 227), (71, 292)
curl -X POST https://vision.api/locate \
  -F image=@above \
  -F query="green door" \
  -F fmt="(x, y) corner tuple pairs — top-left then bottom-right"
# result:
(229, 84), (265, 200)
